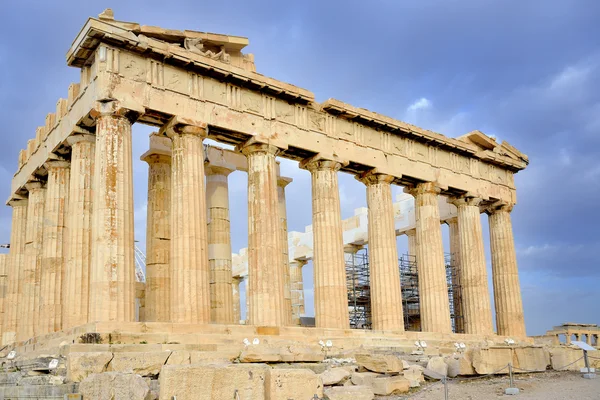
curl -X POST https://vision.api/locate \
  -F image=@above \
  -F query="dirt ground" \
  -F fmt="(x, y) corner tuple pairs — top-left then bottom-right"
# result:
(392, 371), (600, 400)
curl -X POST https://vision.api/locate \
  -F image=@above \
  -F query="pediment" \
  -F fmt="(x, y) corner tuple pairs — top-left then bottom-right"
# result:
(458, 130), (528, 165)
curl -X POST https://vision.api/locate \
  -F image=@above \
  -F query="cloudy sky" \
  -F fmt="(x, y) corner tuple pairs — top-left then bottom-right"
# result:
(1, 0), (598, 336)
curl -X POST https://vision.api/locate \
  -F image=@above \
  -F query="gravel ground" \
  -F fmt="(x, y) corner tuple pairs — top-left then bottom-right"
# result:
(390, 371), (600, 400)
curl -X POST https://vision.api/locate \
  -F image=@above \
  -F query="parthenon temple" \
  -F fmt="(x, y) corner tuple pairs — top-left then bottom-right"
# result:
(1, 10), (533, 361)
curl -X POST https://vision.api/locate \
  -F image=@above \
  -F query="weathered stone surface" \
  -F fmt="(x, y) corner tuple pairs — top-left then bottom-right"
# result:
(472, 348), (512, 375)
(371, 376), (410, 395)
(240, 345), (323, 363)
(513, 347), (550, 372)
(190, 351), (235, 364)
(355, 353), (405, 373)
(426, 356), (448, 377)
(324, 386), (375, 400)
(79, 372), (151, 400)
(159, 363), (268, 400)
(549, 347), (586, 371)
(67, 352), (113, 382)
(166, 350), (190, 365)
(402, 366), (425, 387)
(351, 372), (380, 386)
(320, 367), (351, 385)
(266, 368), (323, 399)
(109, 352), (171, 376)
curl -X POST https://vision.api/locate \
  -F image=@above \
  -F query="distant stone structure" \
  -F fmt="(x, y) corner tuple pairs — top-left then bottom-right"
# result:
(534, 323), (600, 347)
(1, 9), (530, 349)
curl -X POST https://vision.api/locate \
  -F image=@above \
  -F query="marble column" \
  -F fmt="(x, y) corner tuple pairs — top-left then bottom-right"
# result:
(406, 229), (416, 259)
(302, 158), (349, 329)
(277, 176), (293, 325)
(586, 334), (592, 345)
(142, 150), (172, 322)
(206, 165), (235, 324)
(450, 197), (493, 335)
(566, 333), (572, 345)
(241, 142), (286, 326)
(63, 134), (95, 328)
(289, 259), (307, 326)
(164, 119), (210, 324)
(39, 160), (70, 335)
(405, 182), (451, 334)
(19, 182), (46, 340)
(89, 109), (136, 322)
(487, 203), (526, 337)
(232, 276), (243, 324)
(0, 254), (6, 339)
(446, 217), (464, 334)
(2, 199), (27, 344)
(358, 172), (404, 331)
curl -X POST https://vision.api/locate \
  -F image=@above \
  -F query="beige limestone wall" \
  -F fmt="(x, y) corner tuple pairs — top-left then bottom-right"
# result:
(242, 142), (286, 326)
(452, 197), (493, 335)
(19, 182), (46, 340)
(166, 120), (211, 324)
(359, 172), (404, 331)
(39, 161), (70, 335)
(488, 204), (526, 337)
(63, 134), (95, 329)
(277, 176), (293, 325)
(406, 182), (451, 334)
(143, 152), (172, 322)
(89, 111), (136, 322)
(2, 199), (27, 344)
(304, 159), (349, 329)
(206, 165), (234, 324)
(289, 259), (306, 326)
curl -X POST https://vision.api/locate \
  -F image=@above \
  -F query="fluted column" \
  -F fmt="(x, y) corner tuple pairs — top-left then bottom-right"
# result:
(450, 197), (493, 335)
(39, 160), (70, 335)
(0, 254), (7, 339)
(358, 172), (404, 331)
(206, 165), (235, 324)
(2, 199), (28, 344)
(19, 182), (46, 340)
(89, 107), (136, 322)
(446, 217), (464, 333)
(277, 176), (293, 325)
(302, 158), (349, 329)
(164, 118), (210, 324)
(142, 148), (172, 322)
(488, 203), (525, 336)
(406, 229), (416, 260)
(232, 276), (243, 324)
(405, 182), (451, 334)
(289, 259), (307, 326)
(64, 134), (95, 328)
(241, 142), (286, 326)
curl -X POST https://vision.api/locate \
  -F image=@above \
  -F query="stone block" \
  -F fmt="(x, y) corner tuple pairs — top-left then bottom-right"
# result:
(426, 356), (448, 377)
(351, 371), (380, 386)
(319, 367), (351, 385)
(159, 363), (268, 400)
(513, 347), (550, 372)
(166, 350), (190, 365)
(355, 353), (405, 373)
(472, 348), (512, 375)
(67, 352), (113, 382)
(109, 351), (171, 376)
(79, 372), (151, 400)
(324, 386), (375, 400)
(190, 350), (235, 364)
(549, 347), (585, 371)
(402, 366), (424, 387)
(240, 345), (323, 363)
(266, 368), (323, 399)
(371, 376), (410, 395)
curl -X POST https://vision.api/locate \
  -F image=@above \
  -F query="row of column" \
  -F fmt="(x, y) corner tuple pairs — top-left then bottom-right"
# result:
(1, 107), (526, 342)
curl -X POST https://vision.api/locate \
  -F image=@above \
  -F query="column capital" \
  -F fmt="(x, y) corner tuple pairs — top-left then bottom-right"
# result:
(289, 259), (308, 267)
(356, 169), (395, 185)
(403, 181), (442, 197)
(405, 228), (416, 237)
(299, 154), (347, 172)
(277, 176), (293, 188)
(448, 195), (483, 208)
(66, 133), (95, 146)
(343, 244), (363, 254)
(141, 153), (172, 164)
(485, 201), (515, 214)
(90, 100), (144, 123)
(24, 181), (44, 192)
(205, 164), (235, 177)
(8, 198), (28, 208)
(44, 160), (70, 170)
(159, 116), (208, 139)
(237, 137), (281, 156)
(445, 216), (458, 226)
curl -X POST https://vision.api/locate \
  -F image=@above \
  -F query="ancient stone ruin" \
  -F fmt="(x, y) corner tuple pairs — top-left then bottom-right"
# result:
(0, 9), (595, 400)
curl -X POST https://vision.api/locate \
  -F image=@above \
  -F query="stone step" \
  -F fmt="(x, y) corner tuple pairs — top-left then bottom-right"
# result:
(0, 383), (77, 399)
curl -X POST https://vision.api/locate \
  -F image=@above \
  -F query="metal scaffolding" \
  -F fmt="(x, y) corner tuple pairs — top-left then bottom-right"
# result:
(345, 249), (464, 333)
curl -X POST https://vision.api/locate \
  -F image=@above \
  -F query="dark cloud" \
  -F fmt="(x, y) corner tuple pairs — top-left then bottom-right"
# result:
(1, 0), (598, 334)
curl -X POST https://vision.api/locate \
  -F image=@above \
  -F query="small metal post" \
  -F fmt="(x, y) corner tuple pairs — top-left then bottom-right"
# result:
(504, 363), (520, 395)
(582, 349), (596, 378)
(443, 376), (449, 400)
(509, 362), (514, 388)
(584, 350), (590, 371)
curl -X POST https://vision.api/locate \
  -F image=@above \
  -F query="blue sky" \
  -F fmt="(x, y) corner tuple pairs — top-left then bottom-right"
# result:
(0, 1), (598, 335)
